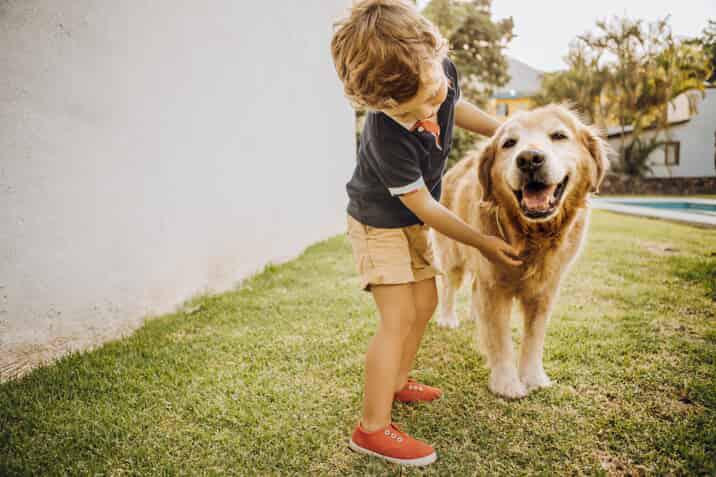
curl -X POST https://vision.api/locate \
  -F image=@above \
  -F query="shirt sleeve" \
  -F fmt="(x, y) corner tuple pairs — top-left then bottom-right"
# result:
(365, 137), (426, 197)
(444, 56), (461, 103)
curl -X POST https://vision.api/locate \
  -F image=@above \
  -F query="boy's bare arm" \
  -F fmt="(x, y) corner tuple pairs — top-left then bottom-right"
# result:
(399, 185), (522, 267)
(454, 98), (502, 137)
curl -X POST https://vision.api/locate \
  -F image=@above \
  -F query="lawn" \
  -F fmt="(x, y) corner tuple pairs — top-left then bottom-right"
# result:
(1, 211), (714, 476)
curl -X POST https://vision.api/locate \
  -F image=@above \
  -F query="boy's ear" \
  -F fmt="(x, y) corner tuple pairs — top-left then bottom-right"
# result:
(478, 140), (497, 203)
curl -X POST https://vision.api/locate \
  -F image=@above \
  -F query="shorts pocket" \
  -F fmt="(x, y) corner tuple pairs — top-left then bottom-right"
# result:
(407, 225), (435, 268)
(364, 224), (411, 269)
(347, 217), (374, 270)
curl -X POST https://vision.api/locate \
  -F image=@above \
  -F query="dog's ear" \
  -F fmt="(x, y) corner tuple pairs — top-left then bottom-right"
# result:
(579, 125), (610, 193)
(477, 140), (497, 202)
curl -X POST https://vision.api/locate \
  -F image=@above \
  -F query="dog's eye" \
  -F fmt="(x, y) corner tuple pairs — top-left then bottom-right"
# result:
(502, 138), (517, 149)
(550, 131), (568, 141)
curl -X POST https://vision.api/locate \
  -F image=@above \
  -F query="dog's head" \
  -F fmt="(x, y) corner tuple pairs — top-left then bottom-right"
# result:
(478, 104), (609, 222)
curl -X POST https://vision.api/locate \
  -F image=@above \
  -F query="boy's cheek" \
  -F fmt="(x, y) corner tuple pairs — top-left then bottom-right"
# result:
(420, 104), (439, 119)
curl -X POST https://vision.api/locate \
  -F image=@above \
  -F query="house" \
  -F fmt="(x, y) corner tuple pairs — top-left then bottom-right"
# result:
(606, 86), (716, 178)
(488, 57), (544, 117)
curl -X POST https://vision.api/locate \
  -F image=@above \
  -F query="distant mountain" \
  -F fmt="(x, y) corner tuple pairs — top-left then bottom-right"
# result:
(493, 56), (544, 99)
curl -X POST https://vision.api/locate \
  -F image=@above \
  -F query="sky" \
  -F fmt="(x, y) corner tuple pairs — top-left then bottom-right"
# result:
(417, 0), (716, 72)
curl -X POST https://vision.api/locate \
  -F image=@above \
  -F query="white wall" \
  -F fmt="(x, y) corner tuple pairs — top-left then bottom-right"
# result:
(0, 1), (355, 378)
(666, 90), (693, 124)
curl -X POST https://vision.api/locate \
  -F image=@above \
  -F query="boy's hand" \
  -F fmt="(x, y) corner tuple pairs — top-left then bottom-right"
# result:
(398, 185), (522, 268)
(475, 235), (522, 268)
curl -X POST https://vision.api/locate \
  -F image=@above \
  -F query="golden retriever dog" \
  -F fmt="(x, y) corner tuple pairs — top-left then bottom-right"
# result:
(431, 105), (609, 399)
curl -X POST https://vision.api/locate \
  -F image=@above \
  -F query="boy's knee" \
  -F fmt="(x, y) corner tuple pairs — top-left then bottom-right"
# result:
(399, 309), (419, 333)
(415, 291), (438, 322)
(381, 308), (418, 338)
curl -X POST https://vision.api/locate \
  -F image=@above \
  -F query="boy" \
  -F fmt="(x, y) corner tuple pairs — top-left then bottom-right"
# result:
(330, 0), (521, 467)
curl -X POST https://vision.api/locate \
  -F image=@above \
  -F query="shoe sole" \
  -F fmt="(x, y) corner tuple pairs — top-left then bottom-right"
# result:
(348, 440), (437, 467)
(394, 393), (443, 403)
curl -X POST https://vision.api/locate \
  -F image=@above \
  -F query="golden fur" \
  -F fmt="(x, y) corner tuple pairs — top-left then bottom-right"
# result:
(431, 105), (609, 399)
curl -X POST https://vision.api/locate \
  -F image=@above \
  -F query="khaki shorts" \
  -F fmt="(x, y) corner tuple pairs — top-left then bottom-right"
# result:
(346, 214), (442, 292)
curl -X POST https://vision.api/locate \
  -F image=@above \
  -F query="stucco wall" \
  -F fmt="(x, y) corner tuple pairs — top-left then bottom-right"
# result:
(0, 1), (354, 379)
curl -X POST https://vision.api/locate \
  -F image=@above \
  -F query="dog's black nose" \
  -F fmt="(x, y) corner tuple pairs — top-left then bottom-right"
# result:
(517, 150), (546, 172)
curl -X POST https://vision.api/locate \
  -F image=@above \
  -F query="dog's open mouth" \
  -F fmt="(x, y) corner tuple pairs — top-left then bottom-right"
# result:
(513, 176), (569, 219)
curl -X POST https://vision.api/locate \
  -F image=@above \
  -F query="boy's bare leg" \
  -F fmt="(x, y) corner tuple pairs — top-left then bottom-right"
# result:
(361, 283), (417, 432)
(394, 277), (438, 391)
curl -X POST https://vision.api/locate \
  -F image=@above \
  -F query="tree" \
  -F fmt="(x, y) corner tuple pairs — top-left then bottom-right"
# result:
(692, 19), (716, 83)
(532, 39), (611, 126)
(423, 0), (514, 169)
(424, 0), (513, 106)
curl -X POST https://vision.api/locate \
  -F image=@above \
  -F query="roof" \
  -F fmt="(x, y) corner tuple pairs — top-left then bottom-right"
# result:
(606, 119), (691, 138)
(493, 56), (544, 99)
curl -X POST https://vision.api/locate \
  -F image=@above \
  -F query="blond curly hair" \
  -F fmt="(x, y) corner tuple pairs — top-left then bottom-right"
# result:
(330, 0), (449, 111)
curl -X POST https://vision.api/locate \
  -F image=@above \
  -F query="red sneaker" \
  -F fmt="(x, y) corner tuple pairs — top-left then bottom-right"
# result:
(348, 422), (437, 466)
(394, 378), (442, 403)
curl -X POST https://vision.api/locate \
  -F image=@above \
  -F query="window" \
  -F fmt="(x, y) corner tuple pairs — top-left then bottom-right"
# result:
(496, 103), (509, 116)
(664, 141), (680, 166)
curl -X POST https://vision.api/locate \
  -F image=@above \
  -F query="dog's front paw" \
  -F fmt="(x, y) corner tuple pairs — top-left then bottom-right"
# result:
(520, 368), (552, 391)
(436, 311), (460, 329)
(488, 366), (528, 399)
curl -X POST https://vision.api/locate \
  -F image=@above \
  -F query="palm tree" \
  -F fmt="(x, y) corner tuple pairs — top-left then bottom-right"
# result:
(533, 39), (611, 126)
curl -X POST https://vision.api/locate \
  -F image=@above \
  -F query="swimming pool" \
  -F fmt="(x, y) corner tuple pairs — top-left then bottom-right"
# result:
(613, 201), (716, 217)
(591, 198), (716, 227)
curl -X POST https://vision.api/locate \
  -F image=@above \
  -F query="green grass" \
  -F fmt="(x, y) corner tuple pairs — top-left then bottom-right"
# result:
(1, 211), (715, 476)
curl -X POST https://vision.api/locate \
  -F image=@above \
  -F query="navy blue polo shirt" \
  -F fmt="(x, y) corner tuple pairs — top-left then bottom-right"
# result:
(345, 55), (462, 228)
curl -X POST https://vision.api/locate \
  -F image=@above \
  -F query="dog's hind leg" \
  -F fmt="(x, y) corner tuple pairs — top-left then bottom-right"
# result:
(436, 266), (464, 329)
(468, 274), (479, 323)
(470, 275), (491, 360)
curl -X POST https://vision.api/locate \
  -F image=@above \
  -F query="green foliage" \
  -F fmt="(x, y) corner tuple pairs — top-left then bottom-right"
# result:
(423, 0), (514, 107)
(690, 19), (716, 83)
(532, 40), (610, 124)
(612, 136), (667, 176)
(446, 127), (481, 170)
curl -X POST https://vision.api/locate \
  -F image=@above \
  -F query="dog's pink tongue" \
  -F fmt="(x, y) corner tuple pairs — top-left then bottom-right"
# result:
(522, 185), (557, 211)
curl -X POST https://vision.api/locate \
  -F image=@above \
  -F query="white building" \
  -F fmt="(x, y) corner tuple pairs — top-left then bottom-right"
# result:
(606, 86), (716, 177)
(0, 1), (355, 379)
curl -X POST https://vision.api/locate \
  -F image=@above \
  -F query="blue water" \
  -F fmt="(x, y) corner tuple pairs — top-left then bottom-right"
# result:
(615, 201), (716, 217)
